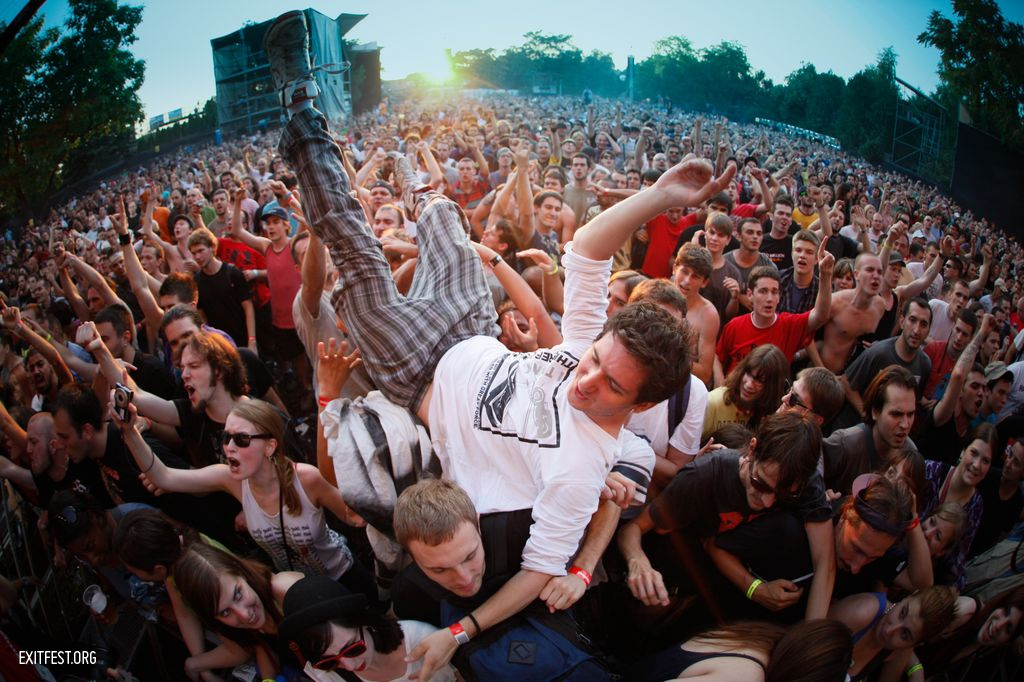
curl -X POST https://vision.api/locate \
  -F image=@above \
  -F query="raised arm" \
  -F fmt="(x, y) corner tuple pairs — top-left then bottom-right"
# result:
(518, 248), (565, 317)
(968, 244), (993, 298)
(66, 252), (126, 311)
(515, 150), (535, 246)
(573, 159), (736, 262)
(416, 140), (444, 189)
(299, 229), (327, 318)
(807, 238), (835, 331)
(117, 196), (166, 333)
(227, 189), (271, 254)
(934, 314), (992, 426)
(56, 254), (91, 322)
(473, 243), (561, 349)
(896, 235), (952, 300)
(0, 401), (27, 465)
(79, 322), (181, 426)
(1, 304), (73, 386)
(115, 402), (231, 496)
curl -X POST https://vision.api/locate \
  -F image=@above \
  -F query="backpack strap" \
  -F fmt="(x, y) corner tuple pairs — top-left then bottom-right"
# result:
(666, 376), (693, 436)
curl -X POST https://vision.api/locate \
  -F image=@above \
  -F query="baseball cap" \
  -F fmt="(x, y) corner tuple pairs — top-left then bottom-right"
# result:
(887, 253), (906, 266)
(261, 206), (289, 222)
(984, 361), (1013, 385)
(994, 278), (1008, 292)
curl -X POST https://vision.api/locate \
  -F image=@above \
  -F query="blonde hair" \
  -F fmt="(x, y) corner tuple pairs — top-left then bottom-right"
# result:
(229, 399), (300, 515)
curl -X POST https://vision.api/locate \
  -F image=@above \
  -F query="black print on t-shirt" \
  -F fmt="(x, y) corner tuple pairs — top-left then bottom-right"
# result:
(474, 350), (577, 447)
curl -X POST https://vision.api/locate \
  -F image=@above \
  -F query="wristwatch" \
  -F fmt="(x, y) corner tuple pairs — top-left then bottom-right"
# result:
(489, 254), (503, 268)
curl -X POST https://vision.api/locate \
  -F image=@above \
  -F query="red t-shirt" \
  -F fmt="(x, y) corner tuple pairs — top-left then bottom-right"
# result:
(217, 238), (270, 307)
(732, 203), (758, 218)
(716, 311), (812, 375)
(922, 340), (955, 400)
(642, 213), (699, 279)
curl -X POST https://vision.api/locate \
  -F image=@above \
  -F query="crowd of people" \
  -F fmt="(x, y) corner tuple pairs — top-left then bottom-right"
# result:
(2, 10), (1023, 681)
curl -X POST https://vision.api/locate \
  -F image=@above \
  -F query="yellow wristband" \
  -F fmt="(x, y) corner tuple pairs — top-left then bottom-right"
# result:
(745, 578), (763, 600)
(906, 663), (923, 678)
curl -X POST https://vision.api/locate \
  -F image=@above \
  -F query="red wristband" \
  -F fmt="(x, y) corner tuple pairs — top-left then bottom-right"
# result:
(906, 516), (920, 531)
(568, 566), (592, 586)
(318, 396), (335, 408)
(448, 622), (470, 645)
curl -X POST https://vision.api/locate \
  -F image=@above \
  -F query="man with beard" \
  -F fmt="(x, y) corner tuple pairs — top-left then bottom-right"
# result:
(843, 297), (934, 417)
(916, 314), (995, 466)
(824, 366), (923, 496)
(0, 304), (72, 412)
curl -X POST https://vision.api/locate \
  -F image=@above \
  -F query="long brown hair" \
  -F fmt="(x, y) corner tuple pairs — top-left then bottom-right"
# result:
(174, 541), (281, 646)
(694, 619), (853, 682)
(723, 344), (788, 426)
(229, 399), (300, 516)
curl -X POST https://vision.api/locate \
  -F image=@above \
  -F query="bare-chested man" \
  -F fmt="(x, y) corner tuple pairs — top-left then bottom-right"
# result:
(814, 252), (887, 373)
(672, 243), (719, 386)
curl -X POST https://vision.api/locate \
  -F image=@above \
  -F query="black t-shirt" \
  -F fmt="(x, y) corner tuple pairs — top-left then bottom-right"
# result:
(32, 457), (114, 509)
(195, 263), (252, 347)
(760, 232), (793, 270)
(914, 407), (968, 467)
(238, 348), (273, 399)
(649, 450), (831, 539)
(970, 469), (1024, 557)
(130, 352), (178, 400)
(174, 398), (226, 468)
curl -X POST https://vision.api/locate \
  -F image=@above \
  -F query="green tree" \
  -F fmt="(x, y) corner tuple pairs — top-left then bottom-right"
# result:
(774, 64), (845, 136)
(836, 48), (899, 162)
(0, 0), (144, 220)
(918, 0), (1024, 150)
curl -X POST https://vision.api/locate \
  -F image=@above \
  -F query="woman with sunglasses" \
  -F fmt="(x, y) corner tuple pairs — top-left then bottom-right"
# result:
(279, 575), (455, 682)
(114, 397), (375, 602)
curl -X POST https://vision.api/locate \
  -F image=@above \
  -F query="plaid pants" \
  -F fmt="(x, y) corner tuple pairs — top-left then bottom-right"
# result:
(279, 109), (498, 409)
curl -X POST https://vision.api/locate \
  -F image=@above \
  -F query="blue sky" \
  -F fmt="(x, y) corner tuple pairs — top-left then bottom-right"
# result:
(5, 0), (1024, 123)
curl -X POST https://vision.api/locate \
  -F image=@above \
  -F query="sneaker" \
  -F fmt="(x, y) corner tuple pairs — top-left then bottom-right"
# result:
(388, 151), (428, 210)
(263, 10), (319, 109)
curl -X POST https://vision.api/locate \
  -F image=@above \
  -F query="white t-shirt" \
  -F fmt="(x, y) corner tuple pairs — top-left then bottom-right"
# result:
(429, 245), (651, 575)
(625, 375), (709, 457)
(303, 620), (455, 682)
(929, 299), (955, 344)
(907, 262), (943, 301)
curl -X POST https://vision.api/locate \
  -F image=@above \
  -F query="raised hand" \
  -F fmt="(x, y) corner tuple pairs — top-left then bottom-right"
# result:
(316, 338), (361, 400)
(653, 159), (736, 211)
(817, 236), (834, 277)
(500, 313), (539, 352)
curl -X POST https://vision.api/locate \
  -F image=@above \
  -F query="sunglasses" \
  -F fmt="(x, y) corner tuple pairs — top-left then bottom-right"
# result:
(221, 432), (273, 448)
(314, 627), (366, 671)
(783, 380), (811, 413)
(749, 463), (800, 504)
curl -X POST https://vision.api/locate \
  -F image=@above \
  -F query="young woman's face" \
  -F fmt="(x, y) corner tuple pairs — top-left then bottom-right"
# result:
(957, 439), (992, 488)
(215, 573), (266, 630)
(221, 414), (274, 479)
(977, 606), (1023, 647)
(834, 272), (855, 291)
(877, 597), (924, 650)
(922, 514), (957, 557)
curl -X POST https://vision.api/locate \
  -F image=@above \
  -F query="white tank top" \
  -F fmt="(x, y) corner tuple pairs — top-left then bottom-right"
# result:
(241, 473), (353, 579)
